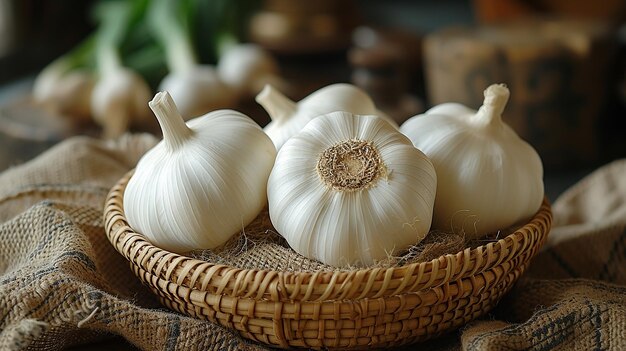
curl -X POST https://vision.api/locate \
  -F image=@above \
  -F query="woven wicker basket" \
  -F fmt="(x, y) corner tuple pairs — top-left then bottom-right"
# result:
(104, 172), (552, 349)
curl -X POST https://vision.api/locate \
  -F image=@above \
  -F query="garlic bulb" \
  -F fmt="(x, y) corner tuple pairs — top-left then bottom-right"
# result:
(256, 83), (397, 150)
(267, 111), (436, 267)
(400, 84), (544, 239)
(149, 0), (237, 119)
(33, 56), (94, 120)
(90, 1), (154, 138)
(34, 68), (94, 121)
(124, 91), (276, 253)
(158, 65), (237, 119)
(217, 43), (285, 98)
(91, 68), (153, 138)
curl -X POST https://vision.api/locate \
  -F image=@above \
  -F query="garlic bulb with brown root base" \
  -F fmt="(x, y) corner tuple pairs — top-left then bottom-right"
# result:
(400, 84), (544, 239)
(267, 111), (437, 267)
(124, 91), (276, 253)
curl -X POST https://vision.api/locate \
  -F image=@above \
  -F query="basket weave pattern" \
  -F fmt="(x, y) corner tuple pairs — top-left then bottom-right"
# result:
(104, 172), (552, 349)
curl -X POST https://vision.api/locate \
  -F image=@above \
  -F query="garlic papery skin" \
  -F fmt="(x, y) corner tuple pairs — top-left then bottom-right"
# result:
(400, 83), (544, 239)
(123, 91), (277, 253)
(267, 111), (436, 267)
(256, 83), (398, 151)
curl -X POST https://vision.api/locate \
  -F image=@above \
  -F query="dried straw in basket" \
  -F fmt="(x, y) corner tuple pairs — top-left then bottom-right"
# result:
(190, 207), (469, 272)
(104, 171), (552, 349)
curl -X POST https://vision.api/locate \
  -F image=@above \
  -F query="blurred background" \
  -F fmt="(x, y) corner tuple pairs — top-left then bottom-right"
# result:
(0, 0), (625, 194)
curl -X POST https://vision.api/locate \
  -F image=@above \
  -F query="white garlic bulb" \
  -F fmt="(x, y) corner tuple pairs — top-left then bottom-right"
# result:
(256, 83), (398, 150)
(400, 84), (544, 239)
(158, 65), (237, 119)
(124, 91), (277, 253)
(267, 111), (436, 267)
(91, 68), (153, 139)
(217, 43), (285, 98)
(33, 62), (94, 121)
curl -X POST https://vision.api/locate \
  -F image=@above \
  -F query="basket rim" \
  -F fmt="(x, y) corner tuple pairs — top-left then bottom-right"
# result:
(104, 170), (552, 301)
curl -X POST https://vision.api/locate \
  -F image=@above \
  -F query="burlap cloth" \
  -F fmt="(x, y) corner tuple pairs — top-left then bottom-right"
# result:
(0, 135), (624, 350)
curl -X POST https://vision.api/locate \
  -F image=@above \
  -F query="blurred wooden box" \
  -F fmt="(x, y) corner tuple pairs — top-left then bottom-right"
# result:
(424, 18), (616, 170)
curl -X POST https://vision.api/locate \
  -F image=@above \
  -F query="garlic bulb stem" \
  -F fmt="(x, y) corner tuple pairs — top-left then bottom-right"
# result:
(255, 84), (296, 123)
(149, 0), (197, 74)
(149, 92), (194, 150)
(166, 35), (197, 74)
(98, 45), (122, 76)
(474, 83), (510, 127)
